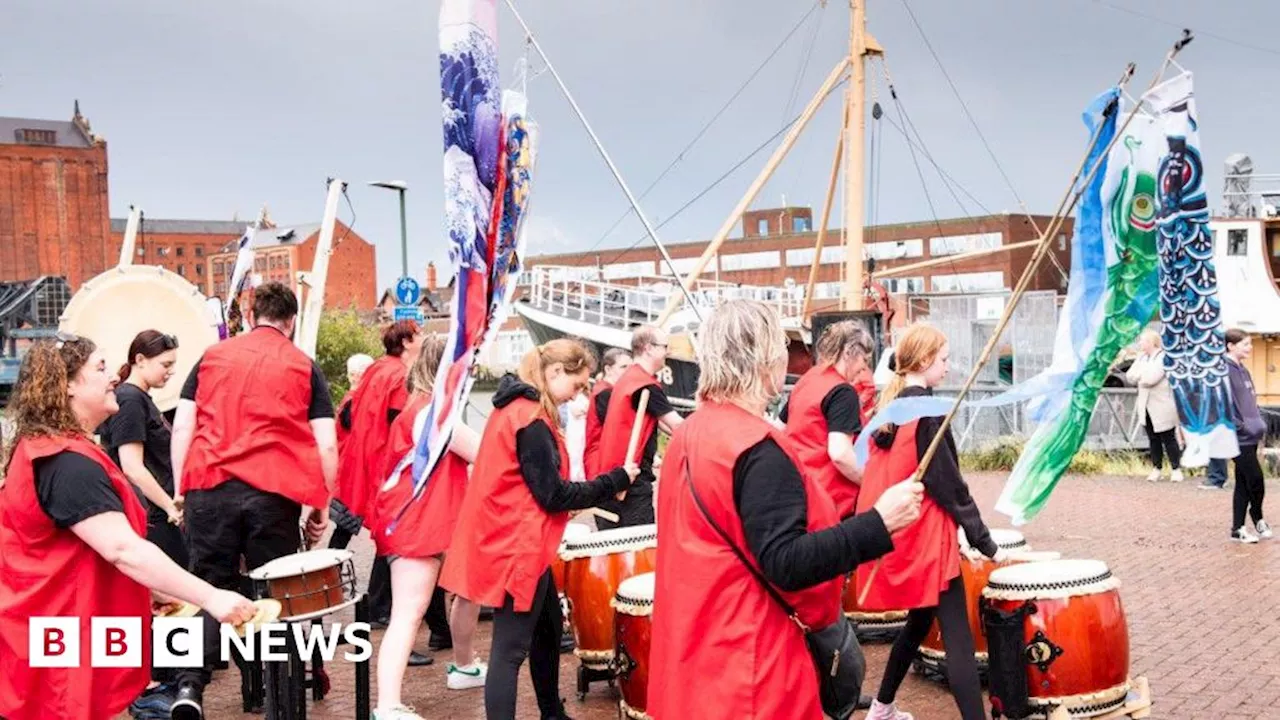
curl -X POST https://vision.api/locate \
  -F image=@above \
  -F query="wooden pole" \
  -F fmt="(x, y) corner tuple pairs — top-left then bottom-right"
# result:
(870, 238), (1044, 280)
(859, 55), (1167, 605)
(618, 389), (651, 501)
(654, 58), (851, 328)
(842, 0), (869, 312)
(802, 107), (848, 325)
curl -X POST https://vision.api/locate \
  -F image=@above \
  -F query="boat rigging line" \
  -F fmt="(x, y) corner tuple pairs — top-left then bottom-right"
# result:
(583, 0), (825, 257)
(504, 0), (703, 319)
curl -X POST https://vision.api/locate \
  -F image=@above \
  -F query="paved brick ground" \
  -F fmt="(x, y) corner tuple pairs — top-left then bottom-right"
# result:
(183, 471), (1275, 720)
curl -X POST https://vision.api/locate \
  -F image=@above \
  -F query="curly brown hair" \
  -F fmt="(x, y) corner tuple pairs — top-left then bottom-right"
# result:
(3, 334), (98, 472)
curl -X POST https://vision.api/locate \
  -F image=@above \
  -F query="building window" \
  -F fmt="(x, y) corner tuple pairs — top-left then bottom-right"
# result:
(601, 261), (655, 280)
(883, 276), (925, 294)
(929, 232), (1002, 257)
(137, 247), (144, 257)
(213, 261), (224, 276)
(195, 247), (204, 257)
(1227, 228), (1249, 256)
(793, 216), (811, 233)
(757, 219), (769, 236)
(157, 247), (170, 257)
(281, 255), (291, 269)
(176, 264), (185, 276)
(17, 128), (57, 145)
(176, 247), (185, 257)
(866, 240), (924, 261)
(1058, 233), (1068, 251)
(719, 251), (780, 272)
(931, 271), (1005, 293)
(659, 257), (700, 276)
(196, 264), (204, 275)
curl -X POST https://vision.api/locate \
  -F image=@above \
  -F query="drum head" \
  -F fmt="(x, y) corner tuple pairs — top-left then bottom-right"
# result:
(613, 572), (656, 615)
(559, 523), (657, 560)
(985, 558), (1117, 600)
(561, 522), (593, 544)
(248, 549), (354, 580)
(59, 265), (220, 412)
(983, 528), (1028, 551)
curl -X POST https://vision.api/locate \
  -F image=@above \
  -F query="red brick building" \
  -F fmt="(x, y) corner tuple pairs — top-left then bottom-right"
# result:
(206, 220), (376, 310)
(522, 207), (1073, 314)
(0, 104), (111, 289)
(108, 218), (244, 289)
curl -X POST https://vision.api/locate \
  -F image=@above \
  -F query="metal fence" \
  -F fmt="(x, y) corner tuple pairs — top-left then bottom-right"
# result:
(905, 291), (1060, 384)
(933, 385), (1146, 453)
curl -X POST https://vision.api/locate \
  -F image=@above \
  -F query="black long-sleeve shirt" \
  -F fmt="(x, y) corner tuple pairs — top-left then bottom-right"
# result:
(517, 419), (631, 513)
(731, 438), (894, 592)
(875, 385), (997, 558)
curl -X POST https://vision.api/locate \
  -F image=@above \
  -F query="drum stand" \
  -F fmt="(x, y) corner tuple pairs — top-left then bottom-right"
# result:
(244, 595), (373, 720)
(576, 664), (616, 701)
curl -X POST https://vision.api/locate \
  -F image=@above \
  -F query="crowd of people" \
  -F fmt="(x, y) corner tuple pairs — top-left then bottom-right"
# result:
(0, 280), (1269, 720)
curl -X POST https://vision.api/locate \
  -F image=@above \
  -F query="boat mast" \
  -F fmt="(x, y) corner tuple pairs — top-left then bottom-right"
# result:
(841, 0), (881, 311)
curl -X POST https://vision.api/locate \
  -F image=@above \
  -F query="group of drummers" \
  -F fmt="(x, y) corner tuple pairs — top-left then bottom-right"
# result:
(0, 281), (1119, 720)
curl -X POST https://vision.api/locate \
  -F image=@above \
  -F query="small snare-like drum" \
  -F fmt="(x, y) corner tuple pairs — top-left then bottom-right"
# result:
(964, 527), (1030, 555)
(612, 572), (655, 720)
(248, 549), (359, 622)
(917, 550), (1061, 675)
(982, 559), (1130, 718)
(560, 524), (658, 670)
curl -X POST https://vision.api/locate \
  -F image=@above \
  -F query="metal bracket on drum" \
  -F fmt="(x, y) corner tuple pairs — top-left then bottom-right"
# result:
(1025, 629), (1064, 674)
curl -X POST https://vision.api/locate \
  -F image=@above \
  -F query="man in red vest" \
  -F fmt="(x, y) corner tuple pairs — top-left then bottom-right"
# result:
(596, 326), (683, 529)
(583, 347), (632, 478)
(782, 321), (875, 518)
(169, 282), (339, 719)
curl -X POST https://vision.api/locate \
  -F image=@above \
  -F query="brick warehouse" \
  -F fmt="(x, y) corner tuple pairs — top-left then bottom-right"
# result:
(1, 105), (378, 310)
(521, 206), (1074, 317)
(0, 104), (111, 289)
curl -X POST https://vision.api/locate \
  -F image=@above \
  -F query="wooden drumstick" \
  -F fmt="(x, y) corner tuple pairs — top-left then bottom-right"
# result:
(619, 389), (650, 501)
(576, 507), (621, 524)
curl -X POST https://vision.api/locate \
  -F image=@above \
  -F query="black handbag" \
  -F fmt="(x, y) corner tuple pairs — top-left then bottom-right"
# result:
(683, 460), (866, 720)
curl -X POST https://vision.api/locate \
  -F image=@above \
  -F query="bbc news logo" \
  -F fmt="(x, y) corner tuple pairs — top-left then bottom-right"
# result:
(29, 618), (373, 668)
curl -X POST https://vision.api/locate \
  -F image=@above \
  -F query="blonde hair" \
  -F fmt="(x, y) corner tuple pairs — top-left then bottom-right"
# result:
(816, 320), (873, 366)
(406, 335), (446, 395)
(877, 323), (948, 414)
(1139, 328), (1160, 350)
(696, 300), (787, 407)
(518, 338), (596, 430)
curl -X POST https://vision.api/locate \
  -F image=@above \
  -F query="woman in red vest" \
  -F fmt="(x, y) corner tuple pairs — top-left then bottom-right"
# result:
(368, 335), (486, 720)
(336, 352), (375, 452)
(0, 334), (257, 720)
(783, 320), (876, 518)
(854, 323), (1003, 720)
(582, 347), (632, 478)
(441, 339), (637, 720)
(650, 300), (923, 720)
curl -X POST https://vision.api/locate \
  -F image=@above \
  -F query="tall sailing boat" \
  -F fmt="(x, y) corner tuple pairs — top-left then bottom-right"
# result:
(512, 1), (1032, 406)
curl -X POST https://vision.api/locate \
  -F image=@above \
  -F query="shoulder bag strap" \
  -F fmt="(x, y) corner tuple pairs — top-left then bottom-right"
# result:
(683, 457), (810, 633)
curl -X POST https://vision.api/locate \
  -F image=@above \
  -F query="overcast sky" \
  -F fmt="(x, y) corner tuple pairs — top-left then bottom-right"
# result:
(4, 0), (1278, 290)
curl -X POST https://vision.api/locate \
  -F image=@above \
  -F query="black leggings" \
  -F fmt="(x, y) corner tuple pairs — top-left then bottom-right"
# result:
(877, 575), (986, 720)
(1144, 414), (1181, 471)
(485, 569), (566, 719)
(1233, 444), (1266, 530)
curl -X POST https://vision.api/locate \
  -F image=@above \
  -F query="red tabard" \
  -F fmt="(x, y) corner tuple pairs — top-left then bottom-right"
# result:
(336, 355), (408, 519)
(369, 394), (470, 559)
(597, 365), (659, 472)
(785, 365), (861, 517)
(852, 420), (959, 610)
(0, 434), (152, 720)
(182, 327), (327, 509)
(439, 396), (571, 611)
(650, 401), (843, 720)
(581, 379), (612, 478)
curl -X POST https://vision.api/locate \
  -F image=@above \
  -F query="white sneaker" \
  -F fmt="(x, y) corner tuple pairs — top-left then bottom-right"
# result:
(1257, 519), (1273, 539)
(866, 700), (914, 720)
(372, 705), (423, 720)
(446, 661), (488, 690)
(1170, 469), (1184, 483)
(1146, 469), (1162, 483)
(1233, 527), (1261, 544)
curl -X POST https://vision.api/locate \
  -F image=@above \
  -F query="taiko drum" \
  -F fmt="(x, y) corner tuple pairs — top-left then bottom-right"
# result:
(612, 572), (655, 720)
(559, 524), (658, 670)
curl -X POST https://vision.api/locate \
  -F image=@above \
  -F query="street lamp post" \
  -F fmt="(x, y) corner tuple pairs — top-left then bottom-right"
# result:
(369, 180), (409, 279)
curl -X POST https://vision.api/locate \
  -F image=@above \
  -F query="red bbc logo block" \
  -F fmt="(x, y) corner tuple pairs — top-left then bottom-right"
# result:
(30, 617), (144, 668)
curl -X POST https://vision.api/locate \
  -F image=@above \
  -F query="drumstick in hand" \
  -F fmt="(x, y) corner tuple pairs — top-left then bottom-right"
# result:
(619, 389), (650, 501)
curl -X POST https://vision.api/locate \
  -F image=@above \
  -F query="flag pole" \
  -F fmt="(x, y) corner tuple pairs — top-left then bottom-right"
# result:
(860, 36), (1194, 604)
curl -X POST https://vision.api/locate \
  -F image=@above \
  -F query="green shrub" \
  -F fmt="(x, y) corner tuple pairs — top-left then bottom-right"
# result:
(959, 436), (1150, 476)
(316, 310), (383, 404)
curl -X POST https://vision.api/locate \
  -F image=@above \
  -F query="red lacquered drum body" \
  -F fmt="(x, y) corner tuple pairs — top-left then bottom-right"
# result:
(612, 572), (654, 720)
(554, 524), (593, 635)
(983, 559), (1130, 717)
(560, 524), (658, 670)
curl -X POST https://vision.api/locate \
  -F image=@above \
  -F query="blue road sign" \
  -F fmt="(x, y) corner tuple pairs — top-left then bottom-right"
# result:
(394, 306), (424, 323)
(395, 276), (421, 306)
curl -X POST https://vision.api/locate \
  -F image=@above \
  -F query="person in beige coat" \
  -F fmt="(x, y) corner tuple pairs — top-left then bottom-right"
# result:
(1127, 329), (1184, 482)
